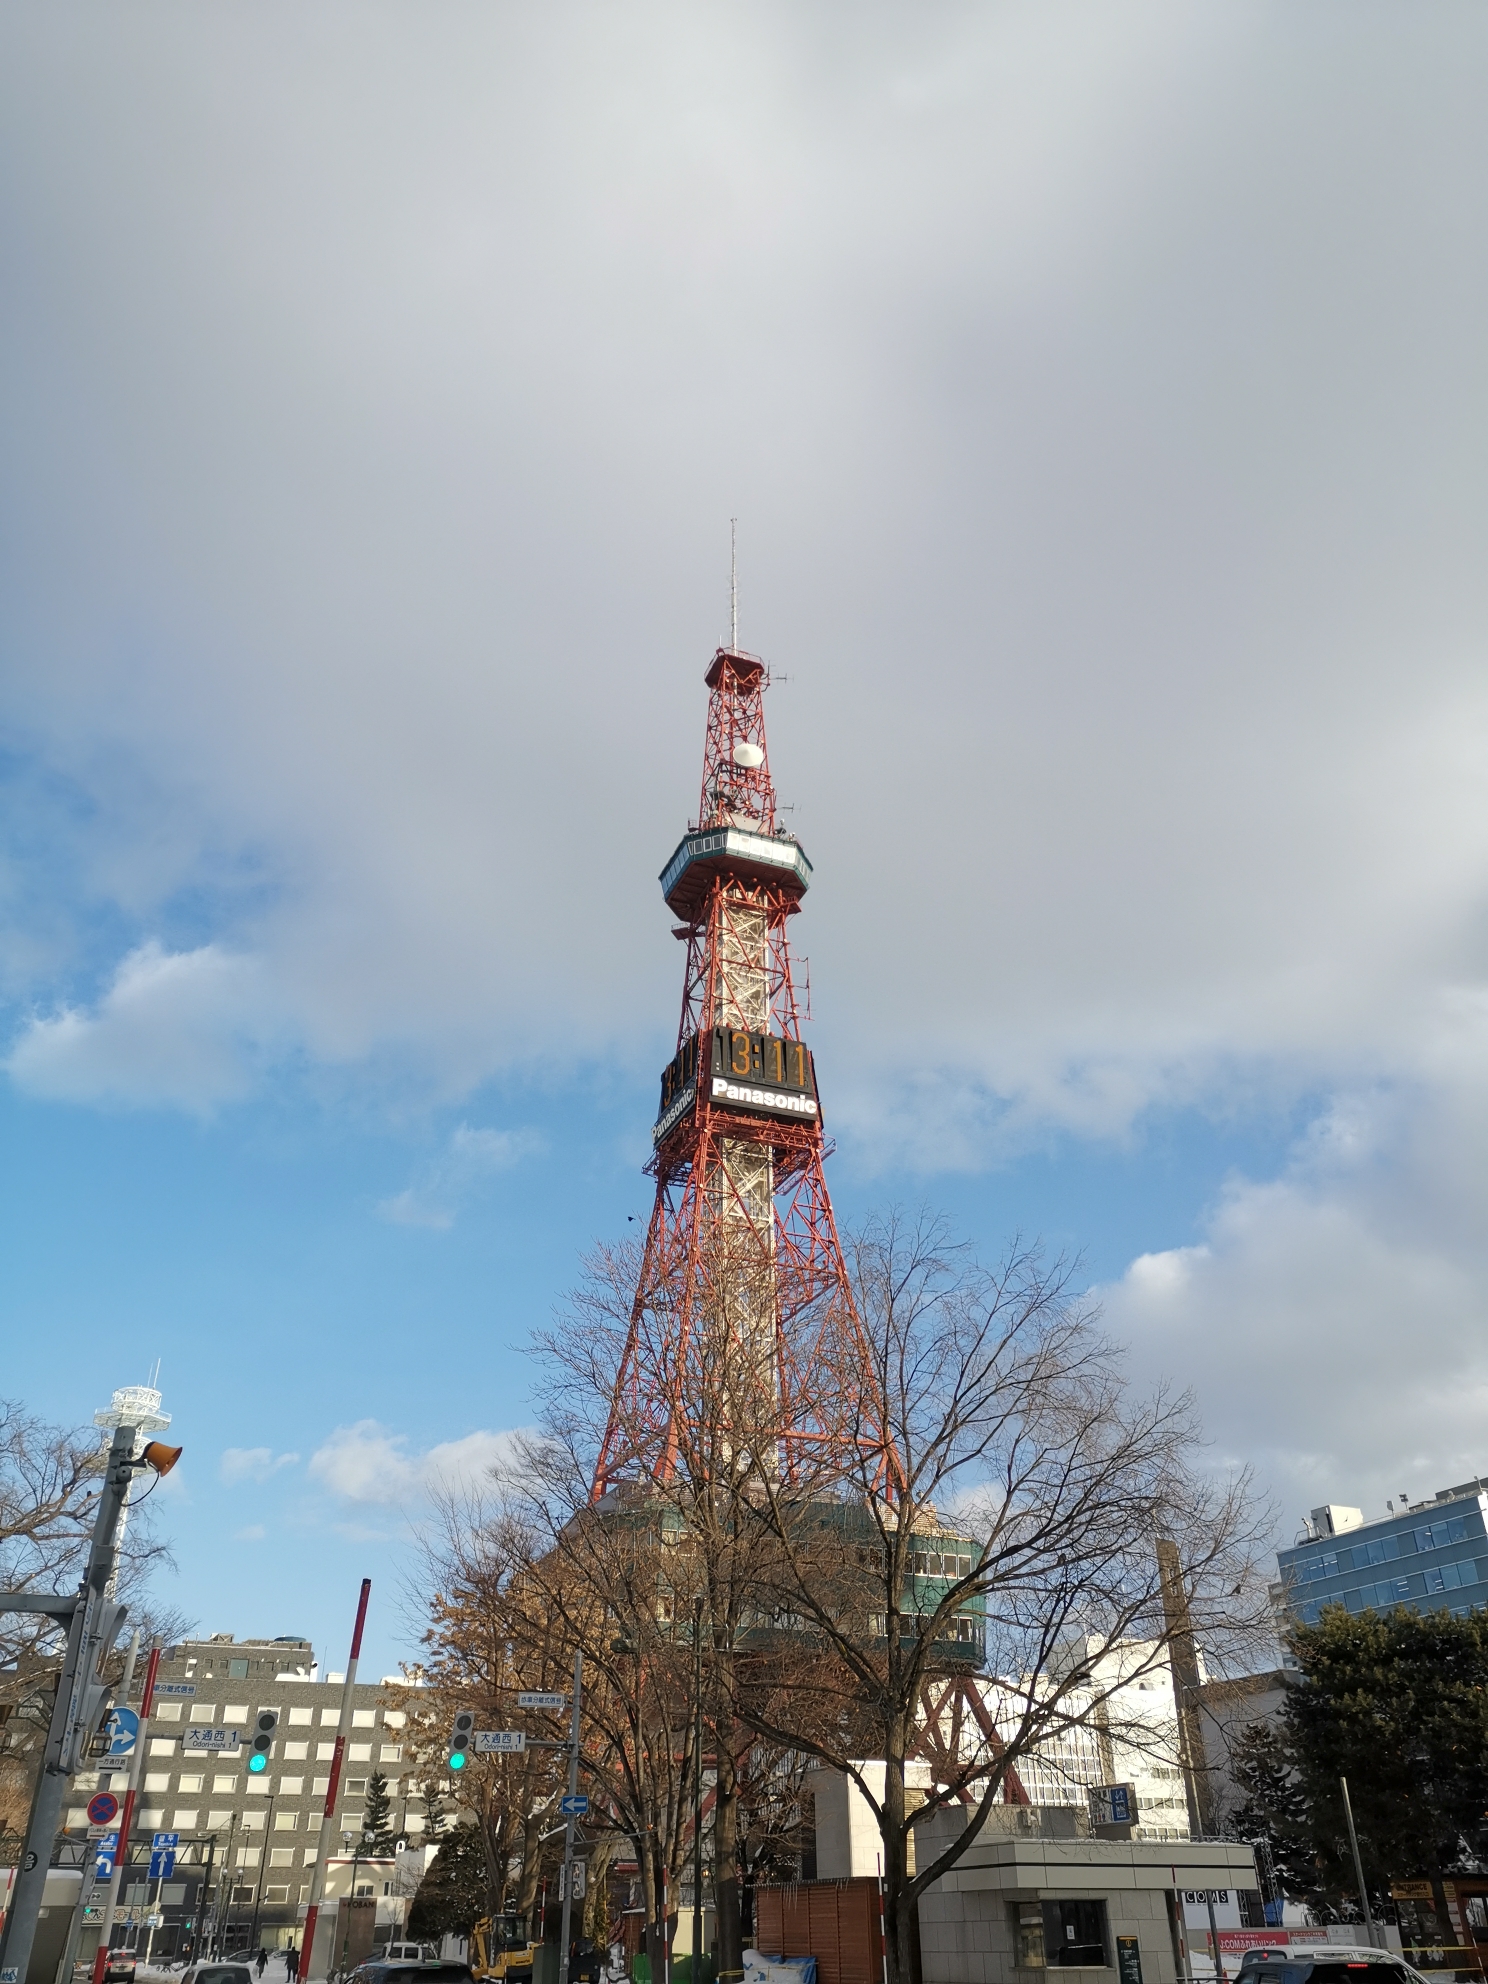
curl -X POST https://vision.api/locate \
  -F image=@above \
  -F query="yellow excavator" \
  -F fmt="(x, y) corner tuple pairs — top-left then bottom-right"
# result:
(472, 1912), (542, 1983)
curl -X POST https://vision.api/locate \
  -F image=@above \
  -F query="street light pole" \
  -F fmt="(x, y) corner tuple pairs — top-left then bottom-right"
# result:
(556, 1648), (585, 1984)
(1340, 1778), (1379, 1949)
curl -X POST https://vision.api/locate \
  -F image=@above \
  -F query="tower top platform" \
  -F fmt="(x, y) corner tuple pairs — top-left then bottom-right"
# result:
(659, 823), (812, 919)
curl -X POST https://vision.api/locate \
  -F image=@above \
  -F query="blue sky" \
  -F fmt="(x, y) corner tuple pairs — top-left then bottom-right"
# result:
(4, 2), (1488, 1679)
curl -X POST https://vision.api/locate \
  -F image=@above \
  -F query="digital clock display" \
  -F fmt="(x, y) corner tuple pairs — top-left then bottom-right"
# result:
(654, 1027), (820, 1145)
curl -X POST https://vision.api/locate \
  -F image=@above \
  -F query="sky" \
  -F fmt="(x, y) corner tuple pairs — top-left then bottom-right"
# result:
(3, 1), (1488, 1680)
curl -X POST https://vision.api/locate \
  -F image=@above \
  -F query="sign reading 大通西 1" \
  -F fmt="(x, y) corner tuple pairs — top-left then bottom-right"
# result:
(183, 1727), (241, 1752)
(1088, 1783), (1137, 1828)
(474, 1731), (526, 1754)
(517, 1692), (568, 1711)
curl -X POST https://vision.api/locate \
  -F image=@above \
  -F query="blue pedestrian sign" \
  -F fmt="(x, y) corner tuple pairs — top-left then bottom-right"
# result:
(102, 1708), (139, 1757)
(559, 1795), (589, 1816)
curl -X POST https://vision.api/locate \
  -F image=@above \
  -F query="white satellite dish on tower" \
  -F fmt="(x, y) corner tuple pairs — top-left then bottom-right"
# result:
(733, 740), (764, 769)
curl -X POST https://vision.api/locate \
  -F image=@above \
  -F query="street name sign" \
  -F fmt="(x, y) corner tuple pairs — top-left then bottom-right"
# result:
(183, 1727), (241, 1751)
(517, 1692), (568, 1710)
(474, 1731), (526, 1754)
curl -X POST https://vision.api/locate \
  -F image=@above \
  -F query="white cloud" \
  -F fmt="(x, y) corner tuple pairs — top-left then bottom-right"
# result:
(377, 1123), (543, 1230)
(307, 1420), (523, 1507)
(220, 1446), (300, 1486)
(7, 943), (287, 1112)
(1099, 1042), (1488, 1538)
(235, 1524), (267, 1542)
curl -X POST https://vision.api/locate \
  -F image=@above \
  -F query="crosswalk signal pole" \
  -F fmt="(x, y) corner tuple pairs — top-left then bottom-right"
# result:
(556, 1649), (585, 1984)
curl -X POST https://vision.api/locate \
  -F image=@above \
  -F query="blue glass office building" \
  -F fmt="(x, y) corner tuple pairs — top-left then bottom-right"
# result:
(1276, 1479), (1488, 1632)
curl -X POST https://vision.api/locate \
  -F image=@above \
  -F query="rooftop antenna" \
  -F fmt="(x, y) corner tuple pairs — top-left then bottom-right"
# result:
(149, 1357), (161, 1388)
(730, 518), (738, 651)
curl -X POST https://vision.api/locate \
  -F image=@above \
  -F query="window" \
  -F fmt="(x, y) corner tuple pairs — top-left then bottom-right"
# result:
(279, 1776), (304, 1794)
(289, 1707), (314, 1726)
(241, 1810), (267, 1832)
(1425, 1560), (1479, 1594)
(383, 1711), (406, 1729)
(380, 1745), (402, 1762)
(229, 1659), (250, 1679)
(312, 1777), (330, 1796)
(149, 1739), (177, 1756)
(154, 1702), (183, 1722)
(236, 1847), (261, 1868)
(1292, 1552), (1340, 1583)
(346, 1780), (367, 1795)
(213, 1776), (236, 1792)
(224, 1705), (249, 1721)
(349, 1743), (372, 1761)
(1346, 1536), (1400, 1570)
(274, 1811), (298, 1830)
(144, 1773), (171, 1792)
(178, 1774), (204, 1793)
(173, 1808), (200, 1828)
(303, 1848), (319, 1865)
(320, 1709), (339, 1725)
(317, 1743), (336, 1761)
(352, 1710), (376, 1728)
(1417, 1518), (1470, 1553)
(208, 1810), (234, 1828)
(270, 1849), (295, 1867)
(285, 1741), (309, 1761)
(190, 1704), (216, 1723)
(265, 1885), (291, 1902)
(1042, 1900), (1108, 1967)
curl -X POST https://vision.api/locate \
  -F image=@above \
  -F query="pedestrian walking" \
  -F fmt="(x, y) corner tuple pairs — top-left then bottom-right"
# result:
(256, 1951), (269, 1979)
(285, 1949), (299, 1983)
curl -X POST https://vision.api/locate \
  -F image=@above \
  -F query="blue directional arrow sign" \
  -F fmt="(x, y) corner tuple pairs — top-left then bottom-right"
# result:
(148, 1849), (176, 1879)
(102, 1708), (139, 1757)
(559, 1795), (589, 1816)
(94, 1833), (118, 1880)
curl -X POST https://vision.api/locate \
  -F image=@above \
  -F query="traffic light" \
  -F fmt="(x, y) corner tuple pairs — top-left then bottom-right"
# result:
(448, 1709), (474, 1771)
(247, 1706), (278, 1773)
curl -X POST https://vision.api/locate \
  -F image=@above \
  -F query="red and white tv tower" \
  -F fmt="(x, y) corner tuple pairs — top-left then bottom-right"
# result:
(593, 636), (890, 1500)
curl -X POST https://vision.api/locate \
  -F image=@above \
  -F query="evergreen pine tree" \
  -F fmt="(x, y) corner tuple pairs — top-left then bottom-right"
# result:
(361, 1770), (398, 1856)
(408, 1822), (490, 1941)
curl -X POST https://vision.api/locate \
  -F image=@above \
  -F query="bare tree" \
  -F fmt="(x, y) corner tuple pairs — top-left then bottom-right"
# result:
(727, 1211), (1271, 1984)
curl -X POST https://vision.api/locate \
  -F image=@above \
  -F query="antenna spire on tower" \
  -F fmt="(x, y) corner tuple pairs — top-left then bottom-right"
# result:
(730, 518), (738, 651)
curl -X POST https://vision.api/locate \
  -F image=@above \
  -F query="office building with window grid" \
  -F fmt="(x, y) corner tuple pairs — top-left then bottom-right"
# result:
(67, 1634), (436, 1958)
(1275, 1478), (1488, 1643)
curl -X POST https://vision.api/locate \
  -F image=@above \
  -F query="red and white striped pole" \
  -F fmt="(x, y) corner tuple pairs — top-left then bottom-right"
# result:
(91, 1645), (163, 1984)
(300, 1579), (372, 1983)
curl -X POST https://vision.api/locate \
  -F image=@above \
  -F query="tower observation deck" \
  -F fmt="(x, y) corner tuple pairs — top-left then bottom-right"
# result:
(593, 647), (892, 1501)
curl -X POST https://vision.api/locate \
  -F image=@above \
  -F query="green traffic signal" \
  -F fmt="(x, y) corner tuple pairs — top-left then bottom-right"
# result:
(248, 1753), (268, 1773)
(449, 1750), (467, 1771)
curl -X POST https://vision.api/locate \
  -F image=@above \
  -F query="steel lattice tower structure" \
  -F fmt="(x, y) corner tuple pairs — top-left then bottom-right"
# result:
(593, 645), (891, 1501)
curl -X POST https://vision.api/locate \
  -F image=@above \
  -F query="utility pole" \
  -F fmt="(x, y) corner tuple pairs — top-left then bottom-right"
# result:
(691, 1598), (704, 1983)
(1340, 1777), (1379, 1949)
(556, 1649), (585, 1984)
(0, 1420), (151, 1984)
(54, 1631), (141, 1984)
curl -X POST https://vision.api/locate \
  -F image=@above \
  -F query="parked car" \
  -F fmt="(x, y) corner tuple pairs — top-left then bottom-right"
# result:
(179, 1966), (255, 1984)
(349, 1964), (477, 1984)
(100, 1958), (136, 1983)
(1237, 1952), (1432, 1984)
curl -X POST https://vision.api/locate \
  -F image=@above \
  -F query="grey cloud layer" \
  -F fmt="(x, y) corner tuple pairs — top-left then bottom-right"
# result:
(4, 2), (1485, 1136)
(7, 0), (1488, 1574)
